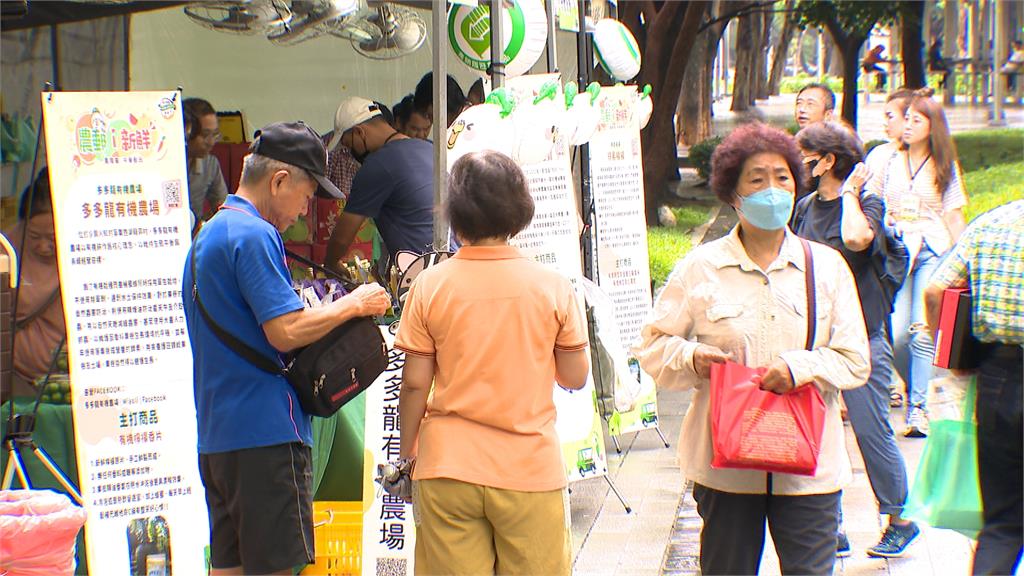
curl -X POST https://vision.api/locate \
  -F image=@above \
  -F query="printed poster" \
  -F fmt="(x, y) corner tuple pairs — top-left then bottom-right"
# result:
(41, 91), (207, 575)
(589, 85), (661, 436)
(361, 327), (415, 576)
(507, 74), (609, 483)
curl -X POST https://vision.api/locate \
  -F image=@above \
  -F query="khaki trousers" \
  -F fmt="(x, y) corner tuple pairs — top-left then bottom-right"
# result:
(413, 478), (570, 576)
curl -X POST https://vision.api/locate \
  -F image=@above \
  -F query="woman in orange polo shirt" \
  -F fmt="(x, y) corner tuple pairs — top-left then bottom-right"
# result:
(395, 150), (590, 576)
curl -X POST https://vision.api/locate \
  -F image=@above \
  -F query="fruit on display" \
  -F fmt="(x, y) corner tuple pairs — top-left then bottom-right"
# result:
(34, 374), (72, 405)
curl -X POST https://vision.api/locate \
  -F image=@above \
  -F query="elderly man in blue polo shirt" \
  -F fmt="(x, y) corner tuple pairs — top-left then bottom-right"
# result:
(182, 121), (390, 575)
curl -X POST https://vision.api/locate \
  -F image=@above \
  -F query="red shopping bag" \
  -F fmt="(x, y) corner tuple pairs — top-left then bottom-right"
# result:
(710, 361), (826, 476)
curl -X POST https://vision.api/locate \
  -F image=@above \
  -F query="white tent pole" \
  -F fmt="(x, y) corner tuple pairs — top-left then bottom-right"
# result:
(432, 1), (449, 249)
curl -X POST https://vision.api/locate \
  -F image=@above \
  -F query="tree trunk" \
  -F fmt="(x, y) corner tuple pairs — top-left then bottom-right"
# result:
(769, 0), (797, 95)
(837, 39), (864, 126)
(731, 13), (756, 111)
(634, 1), (711, 224)
(679, 30), (711, 146)
(901, 0), (926, 88)
(755, 8), (772, 100)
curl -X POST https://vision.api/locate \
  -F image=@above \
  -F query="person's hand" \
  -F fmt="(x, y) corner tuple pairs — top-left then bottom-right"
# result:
(754, 358), (795, 395)
(842, 162), (871, 196)
(692, 344), (732, 378)
(347, 283), (390, 316)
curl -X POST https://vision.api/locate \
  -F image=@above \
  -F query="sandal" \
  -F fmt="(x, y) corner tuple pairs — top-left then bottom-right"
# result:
(889, 386), (904, 408)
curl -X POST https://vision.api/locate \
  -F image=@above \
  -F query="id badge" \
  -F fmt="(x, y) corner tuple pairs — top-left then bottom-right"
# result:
(899, 194), (922, 221)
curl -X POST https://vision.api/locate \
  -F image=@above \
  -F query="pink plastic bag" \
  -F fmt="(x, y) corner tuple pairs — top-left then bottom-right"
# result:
(0, 490), (86, 576)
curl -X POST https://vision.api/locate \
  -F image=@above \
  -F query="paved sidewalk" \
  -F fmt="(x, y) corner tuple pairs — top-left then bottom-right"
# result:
(569, 389), (980, 576)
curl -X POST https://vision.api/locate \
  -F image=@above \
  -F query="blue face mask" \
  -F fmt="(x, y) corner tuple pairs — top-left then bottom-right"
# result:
(738, 187), (794, 230)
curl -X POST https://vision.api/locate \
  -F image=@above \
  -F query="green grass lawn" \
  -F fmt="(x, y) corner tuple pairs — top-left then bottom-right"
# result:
(647, 129), (1022, 289)
(647, 205), (713, 289)
(963, 161), (1024, 222)
(954, 129), (1024, 173)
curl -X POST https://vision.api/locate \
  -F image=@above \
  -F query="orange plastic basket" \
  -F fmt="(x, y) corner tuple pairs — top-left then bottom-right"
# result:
(302, 502), (363, 576)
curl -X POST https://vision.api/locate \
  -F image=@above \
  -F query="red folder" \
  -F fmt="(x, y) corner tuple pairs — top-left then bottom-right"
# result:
(933, 288), (980, 370)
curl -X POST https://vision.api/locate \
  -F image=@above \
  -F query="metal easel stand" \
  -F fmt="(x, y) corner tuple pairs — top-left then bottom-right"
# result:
(2, 414), (84, 505)
(572, 0), (631, 515)
(609, 425), (671, 454)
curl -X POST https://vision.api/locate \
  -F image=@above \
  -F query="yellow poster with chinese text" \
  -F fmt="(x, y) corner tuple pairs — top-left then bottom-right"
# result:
(42, 91), (207, 576)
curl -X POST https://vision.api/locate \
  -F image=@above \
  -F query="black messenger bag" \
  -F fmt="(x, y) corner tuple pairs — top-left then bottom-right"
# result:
(189, 243), (388, 418)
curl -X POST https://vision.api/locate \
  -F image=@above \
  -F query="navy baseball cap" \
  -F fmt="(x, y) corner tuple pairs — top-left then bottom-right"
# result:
(250, 121), (342, 199)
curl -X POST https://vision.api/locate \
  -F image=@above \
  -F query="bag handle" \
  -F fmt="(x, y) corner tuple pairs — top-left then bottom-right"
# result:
(190, 240), (287, 377)
(284, 247), (362, 292)
(799, 238), (817, 351)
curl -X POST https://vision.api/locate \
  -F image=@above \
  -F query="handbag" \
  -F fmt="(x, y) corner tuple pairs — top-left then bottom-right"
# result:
(709, 238), (827, 476)
(189, 241), (388, 418)
(905, 377), (983, 538)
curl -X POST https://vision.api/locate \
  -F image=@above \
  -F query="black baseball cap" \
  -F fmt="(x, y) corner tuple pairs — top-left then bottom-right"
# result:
(250, 121), (342, 199)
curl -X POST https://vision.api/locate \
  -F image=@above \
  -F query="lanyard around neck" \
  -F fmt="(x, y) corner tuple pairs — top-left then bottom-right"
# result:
(906, 152), (931, 187)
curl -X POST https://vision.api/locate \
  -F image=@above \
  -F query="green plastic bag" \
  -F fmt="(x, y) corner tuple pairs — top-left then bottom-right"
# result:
(905, 377), (983, 539)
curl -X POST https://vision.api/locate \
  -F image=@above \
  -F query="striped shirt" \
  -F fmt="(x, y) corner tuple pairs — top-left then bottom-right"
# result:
(867, 149), (967, 254)
(931, 200), (1024, 345)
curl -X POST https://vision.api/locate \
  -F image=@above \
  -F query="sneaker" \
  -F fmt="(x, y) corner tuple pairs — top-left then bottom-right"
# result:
(836, 532), (851, 558)
(867, 522), (920, 558)
(904, 407), (929, 438)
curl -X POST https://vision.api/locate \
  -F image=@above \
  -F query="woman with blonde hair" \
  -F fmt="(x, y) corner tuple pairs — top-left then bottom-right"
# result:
(868, 88), (967, 438)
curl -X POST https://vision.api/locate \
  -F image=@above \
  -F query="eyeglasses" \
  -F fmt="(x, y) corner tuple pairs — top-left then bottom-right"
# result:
(199, 130), (222, 143)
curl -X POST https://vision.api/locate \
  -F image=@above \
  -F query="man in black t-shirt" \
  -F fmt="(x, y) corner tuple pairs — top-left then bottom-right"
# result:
(792, 122), (919, 560)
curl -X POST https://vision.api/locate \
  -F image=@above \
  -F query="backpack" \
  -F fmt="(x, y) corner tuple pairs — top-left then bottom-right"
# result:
(791, 189), (908, 314)
(873, 221), (909, 312)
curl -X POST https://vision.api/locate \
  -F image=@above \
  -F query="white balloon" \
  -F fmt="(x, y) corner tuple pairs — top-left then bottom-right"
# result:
(568, 93), (600, 146)
(593, 19), (642, 82)
(511, 98), (561, 165)
(445, 103), (512, 172)
(636, 94), (653, 129)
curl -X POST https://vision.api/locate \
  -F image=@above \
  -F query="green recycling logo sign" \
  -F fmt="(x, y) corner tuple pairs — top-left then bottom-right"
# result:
(449, 1), (544, 77)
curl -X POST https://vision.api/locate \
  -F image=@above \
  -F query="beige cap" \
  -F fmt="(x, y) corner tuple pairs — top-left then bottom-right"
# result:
(328, 97), (382, 150)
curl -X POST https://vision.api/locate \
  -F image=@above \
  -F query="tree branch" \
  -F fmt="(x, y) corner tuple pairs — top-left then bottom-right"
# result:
(698, 1), (776, 33)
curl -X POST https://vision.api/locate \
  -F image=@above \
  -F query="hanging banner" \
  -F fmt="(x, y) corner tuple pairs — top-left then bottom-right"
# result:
(360, 327), (416, 576)
(41, 91), (207, 575)
(505, 74), (610, 483)
(588, 85), (661, 437)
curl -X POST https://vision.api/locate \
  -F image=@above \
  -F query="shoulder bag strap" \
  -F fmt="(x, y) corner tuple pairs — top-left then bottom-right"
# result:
(190, 240), (285, 376)
(799, 238), (817, 351)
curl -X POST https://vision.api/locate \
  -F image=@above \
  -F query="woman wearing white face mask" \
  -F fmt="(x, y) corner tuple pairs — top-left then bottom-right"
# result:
(635, 123), (871, 575)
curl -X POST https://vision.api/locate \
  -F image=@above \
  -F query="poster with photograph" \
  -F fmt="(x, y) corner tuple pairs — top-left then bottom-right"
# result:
(41, 91), (207, 575)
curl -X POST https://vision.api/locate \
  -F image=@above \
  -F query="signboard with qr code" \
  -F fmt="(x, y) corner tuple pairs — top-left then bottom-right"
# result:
(361, 327), (416, 575)
(41, 90), (207, 576)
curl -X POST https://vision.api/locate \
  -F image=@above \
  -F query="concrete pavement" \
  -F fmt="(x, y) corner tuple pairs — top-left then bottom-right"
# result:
(568, 388), (979, 576)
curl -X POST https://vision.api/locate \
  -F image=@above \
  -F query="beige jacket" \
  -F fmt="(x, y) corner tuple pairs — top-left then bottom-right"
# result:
(634, 227), (870, 496)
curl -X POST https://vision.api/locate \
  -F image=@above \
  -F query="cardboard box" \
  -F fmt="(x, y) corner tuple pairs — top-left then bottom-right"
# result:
(285, 243), (313, 281)
(281, 199), (316, 244)
(315, 199), (344, 244)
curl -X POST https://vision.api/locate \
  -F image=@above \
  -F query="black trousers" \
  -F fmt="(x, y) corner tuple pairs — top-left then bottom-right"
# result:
(972, 345), (1023, 576)
(693, 483), (840, 576)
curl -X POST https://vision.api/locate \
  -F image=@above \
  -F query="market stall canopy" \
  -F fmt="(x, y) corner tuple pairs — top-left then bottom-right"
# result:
(1, 1), (187, 31)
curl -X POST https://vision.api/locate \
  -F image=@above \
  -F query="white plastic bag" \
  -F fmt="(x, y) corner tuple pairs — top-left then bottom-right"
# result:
(580, 278), (642, 413)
